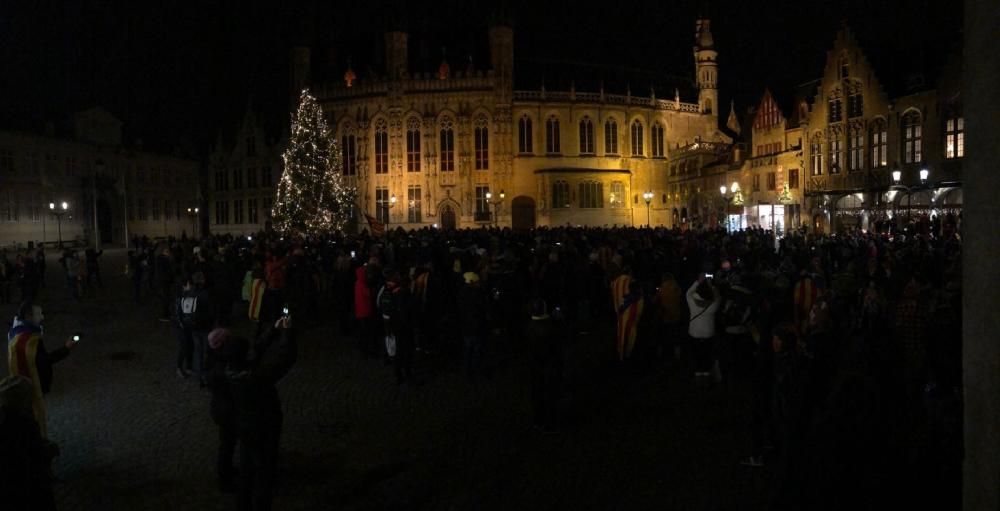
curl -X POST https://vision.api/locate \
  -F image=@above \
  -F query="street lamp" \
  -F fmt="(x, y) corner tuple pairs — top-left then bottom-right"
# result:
(720, 183), (741, 232)
(388, 194), (397, 232)
(50, 201), (69, 248)
(891, 168), (930, 223)
(642, 191), (654, 227)
(487, 189), (505, 227)
(186, 207), (200, 238)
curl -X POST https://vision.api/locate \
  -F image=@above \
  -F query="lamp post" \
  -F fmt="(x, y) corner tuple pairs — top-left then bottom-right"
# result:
(491, 189), (505, 227)
(720, 182), (740, 232)
(642, 191), (653, 226)
(388, 194), (397, 232)
(186, 207), (200, 238)
(891, 168), (930, 224)
(50, 201), (69, 248)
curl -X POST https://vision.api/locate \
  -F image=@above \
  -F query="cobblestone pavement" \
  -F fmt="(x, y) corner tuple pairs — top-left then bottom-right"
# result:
(2, 249), (774, 510)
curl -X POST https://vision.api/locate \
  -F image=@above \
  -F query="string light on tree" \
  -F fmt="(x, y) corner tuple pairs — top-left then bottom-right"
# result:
(272, 89), (357, 235)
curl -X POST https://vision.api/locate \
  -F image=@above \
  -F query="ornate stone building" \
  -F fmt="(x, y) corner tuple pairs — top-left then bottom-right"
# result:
(0, 107), (201, 248)
(800, 27), (963, 233)
(295, 17), (729, 230)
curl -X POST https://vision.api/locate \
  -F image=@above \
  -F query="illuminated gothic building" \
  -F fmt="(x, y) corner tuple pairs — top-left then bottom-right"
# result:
(799, 27), (963, 233)
(274, 16), (730, 231)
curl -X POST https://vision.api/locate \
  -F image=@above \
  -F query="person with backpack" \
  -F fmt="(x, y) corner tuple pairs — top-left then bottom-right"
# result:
(178, 271), (215, 387)
(174, 276), (197, 379)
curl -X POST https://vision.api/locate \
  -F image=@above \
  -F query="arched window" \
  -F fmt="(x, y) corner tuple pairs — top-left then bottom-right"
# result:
(604, 119), (618, 154)
(374, 119), (388, 174)
(439, 117), (455, 171)
(870, 118), (887, 168)
(579, 117), (595, 154)
(552, 180), (570, 209)
(546, 116), (561, 154)
(848, 125), (864, 172)
(341, 132), (357, 176)
(704, 98), (713, 114)
(406, 117), (421, 172)
(578, 180), (603, 208)
(630, 120), (644, 156)
(828, 97), (843, 123)
(474, 115), (489, 170)
(609, 181), (625, 208)
(902, 110), (922, 163)
(847, 82), (863, 118)
(651, 122), (665, 157)
(810, 133), (824, 176)
(518, 115), (533, 154)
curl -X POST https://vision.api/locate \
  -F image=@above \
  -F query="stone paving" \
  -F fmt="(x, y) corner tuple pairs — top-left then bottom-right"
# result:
(2, 249), (774, 510)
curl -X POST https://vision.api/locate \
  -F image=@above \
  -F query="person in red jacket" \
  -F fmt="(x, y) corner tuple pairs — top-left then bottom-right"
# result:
(354, 263), (376, 358)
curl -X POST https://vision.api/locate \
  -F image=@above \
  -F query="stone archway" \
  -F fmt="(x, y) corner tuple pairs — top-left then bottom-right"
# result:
(511, 196), (536, 230)
(440, 204), (457, 230)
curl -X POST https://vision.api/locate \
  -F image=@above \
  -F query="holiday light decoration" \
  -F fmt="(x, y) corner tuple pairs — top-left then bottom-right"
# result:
(272, 89), (356, 235)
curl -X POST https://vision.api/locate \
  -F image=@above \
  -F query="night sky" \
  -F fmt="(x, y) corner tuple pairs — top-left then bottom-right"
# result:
(0, 0), (962, 154)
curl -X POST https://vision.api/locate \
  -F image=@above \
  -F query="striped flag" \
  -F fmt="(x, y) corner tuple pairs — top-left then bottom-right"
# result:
(248, 278), (266, 321)
(364, 213), (385, 237)
(616, 291), (644, 362)
(7, 324), (48, 437)
(610, 274), (631, 313)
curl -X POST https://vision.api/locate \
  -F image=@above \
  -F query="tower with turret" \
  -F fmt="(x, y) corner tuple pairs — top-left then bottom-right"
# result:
(693, 18), (718, 115)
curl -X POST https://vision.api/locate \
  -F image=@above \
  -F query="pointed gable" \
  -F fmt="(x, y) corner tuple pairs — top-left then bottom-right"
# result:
(752, 89), (785, 131)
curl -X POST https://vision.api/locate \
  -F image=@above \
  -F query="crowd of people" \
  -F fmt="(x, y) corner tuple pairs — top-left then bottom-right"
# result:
(3, 217), (964, 509)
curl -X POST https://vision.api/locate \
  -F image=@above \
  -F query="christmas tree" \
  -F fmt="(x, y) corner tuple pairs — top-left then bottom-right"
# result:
(272, 89), (356, 235)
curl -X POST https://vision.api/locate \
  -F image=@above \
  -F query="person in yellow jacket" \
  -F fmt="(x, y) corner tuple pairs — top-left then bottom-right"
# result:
(7, 302), (76, 438)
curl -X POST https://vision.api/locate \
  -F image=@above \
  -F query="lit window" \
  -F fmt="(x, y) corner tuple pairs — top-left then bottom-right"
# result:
(474, 115), (489, 170)
(342, 134), (357, 175)
(945, 116), (964, 158)
(630, 120), (644, 156)
(829, 137), (842, 174)
(374, 119), (389, 174)
(848, 127), (864, 172)
(578, 181), (603, 208)
(605, 119), (618, 154)
(870, 119), (887, 168)
(828, 98), (842, 123)
(518, 115), (533, 154)
(579, 117), (595, 154)
(440, 118), (455, 171)
(610, 181), (625, 208)
(651, 123), (664, 157)
(375, 187), (390, 223)
(546, 116), (560, 154)
(407, 186), (422, 223)
(551, 180), (570, 209)
(902, 111), (922, 163)
(406, 117), (421, 172)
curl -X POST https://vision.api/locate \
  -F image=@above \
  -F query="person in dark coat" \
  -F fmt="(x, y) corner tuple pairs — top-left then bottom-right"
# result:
(155, 246), (175, 321)
(379, 271), (416, 385)
(457, 271), (489, 380)
(224, 318), (297, 511)
(0, 375), (58, 511)
(525, 299), (564, 432)
(84, 248), (103, 289)
(207, 328), (238, 492)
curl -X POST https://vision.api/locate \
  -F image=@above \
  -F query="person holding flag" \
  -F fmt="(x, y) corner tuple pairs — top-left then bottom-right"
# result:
(615, 280), (646, 362)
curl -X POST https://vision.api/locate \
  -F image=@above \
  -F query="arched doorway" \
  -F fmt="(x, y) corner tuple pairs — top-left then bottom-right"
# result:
(440, 204), (457, 230)
(511, 196), (536, 230)
(97, 199), (113, 244)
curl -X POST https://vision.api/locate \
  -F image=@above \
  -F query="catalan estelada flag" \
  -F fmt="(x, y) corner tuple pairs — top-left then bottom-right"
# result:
(611, 274), (631, 312)
(248, 278), (266, 321)
(364, 213), (385, 237)
(7, 324), (48, 436)
(616, 289), (644, 362)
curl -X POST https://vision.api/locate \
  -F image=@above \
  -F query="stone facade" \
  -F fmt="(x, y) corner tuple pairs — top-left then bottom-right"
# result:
(800, 28), (963, 233)
(207, 110), (284, 236)
(0, 107), (200, 249)
(296, 18), (729, 230)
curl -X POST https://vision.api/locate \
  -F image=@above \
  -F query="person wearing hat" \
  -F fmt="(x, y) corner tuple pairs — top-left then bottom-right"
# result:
(6, 302), (76, 438)
(457, 271), (489, 380)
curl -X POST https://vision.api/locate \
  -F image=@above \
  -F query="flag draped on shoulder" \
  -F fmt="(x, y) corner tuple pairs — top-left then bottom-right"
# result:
(248, 278), (266, 321)
(7, 323), (48, 436)
(611, 274), (631, 312)
(364, 213), (385, 237)
(616, 288), (644, 362)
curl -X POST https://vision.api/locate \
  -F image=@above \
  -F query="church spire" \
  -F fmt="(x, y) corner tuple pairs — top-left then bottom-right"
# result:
(727, 99), (741, 135)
